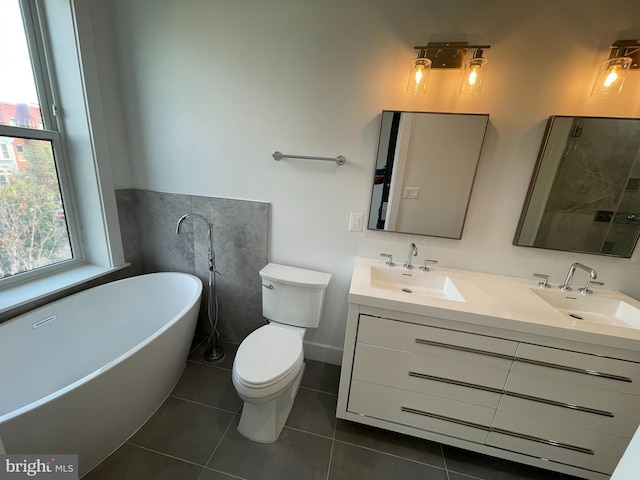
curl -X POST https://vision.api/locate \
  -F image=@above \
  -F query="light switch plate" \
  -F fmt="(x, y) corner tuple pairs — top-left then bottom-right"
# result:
(349, 213), (364, 232)
(404, 187), (420, 199)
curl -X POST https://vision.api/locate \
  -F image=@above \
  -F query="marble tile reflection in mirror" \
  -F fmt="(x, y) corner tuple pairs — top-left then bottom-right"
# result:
(368, 111), (489, 238)
(515, 116), (640, 257)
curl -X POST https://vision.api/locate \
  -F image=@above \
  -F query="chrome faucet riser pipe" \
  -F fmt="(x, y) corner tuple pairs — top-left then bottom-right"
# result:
(404, 243), (418, 269)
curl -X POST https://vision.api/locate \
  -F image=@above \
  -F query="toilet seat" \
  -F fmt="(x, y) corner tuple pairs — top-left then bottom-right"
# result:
(233, 325), (303, 389)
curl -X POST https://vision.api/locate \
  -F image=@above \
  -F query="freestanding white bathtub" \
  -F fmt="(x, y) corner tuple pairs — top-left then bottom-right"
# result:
(0, 272), (202, 477)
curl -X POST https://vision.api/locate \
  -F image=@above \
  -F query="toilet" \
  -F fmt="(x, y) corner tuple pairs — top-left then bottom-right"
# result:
(232, 263), (331, 443)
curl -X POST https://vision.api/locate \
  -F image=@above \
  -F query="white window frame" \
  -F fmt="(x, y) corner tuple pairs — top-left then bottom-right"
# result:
(0, 0), (84, 285)
(0, 0), (126, 311)
(0, 143), (11, 160)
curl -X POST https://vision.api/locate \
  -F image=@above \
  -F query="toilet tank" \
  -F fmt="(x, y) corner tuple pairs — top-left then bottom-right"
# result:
(259, 263), (331, 328)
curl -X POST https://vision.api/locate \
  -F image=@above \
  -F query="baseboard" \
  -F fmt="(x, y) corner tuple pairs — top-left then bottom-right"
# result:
(304, 341), (343, 366)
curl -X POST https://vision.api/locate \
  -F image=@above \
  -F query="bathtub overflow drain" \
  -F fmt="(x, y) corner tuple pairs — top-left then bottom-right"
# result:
(402, 288), (413, 293)
(569, 313), (583, 320)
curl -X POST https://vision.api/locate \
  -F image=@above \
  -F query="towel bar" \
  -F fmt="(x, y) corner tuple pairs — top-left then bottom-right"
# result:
(272, 151), (346, 166)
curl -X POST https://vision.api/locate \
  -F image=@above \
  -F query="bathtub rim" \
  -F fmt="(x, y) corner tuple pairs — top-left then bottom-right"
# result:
(0, 271), (202, 424)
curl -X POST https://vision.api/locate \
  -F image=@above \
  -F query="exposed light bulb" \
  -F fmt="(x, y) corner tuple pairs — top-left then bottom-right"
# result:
(603, 68), (619, 87)
(414, 66), (424, 85)
(467, 67), (479, 86)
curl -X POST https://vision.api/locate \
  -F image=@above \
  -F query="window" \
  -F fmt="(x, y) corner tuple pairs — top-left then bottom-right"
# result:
(0, 143), (10, 160)
(0, 0), (77, 281)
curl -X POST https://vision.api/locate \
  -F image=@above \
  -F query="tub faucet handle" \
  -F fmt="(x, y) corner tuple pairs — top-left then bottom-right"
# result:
(380, 253), (395, 267)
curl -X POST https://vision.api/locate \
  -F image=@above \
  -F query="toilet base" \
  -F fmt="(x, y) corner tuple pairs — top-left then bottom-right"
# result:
(237, 363), (305, 443)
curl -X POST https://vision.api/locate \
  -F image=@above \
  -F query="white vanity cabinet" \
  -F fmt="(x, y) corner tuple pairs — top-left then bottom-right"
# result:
(337, 305), (640, 480)
(348, 314), (517, 444)
(487, 343), (640, 474)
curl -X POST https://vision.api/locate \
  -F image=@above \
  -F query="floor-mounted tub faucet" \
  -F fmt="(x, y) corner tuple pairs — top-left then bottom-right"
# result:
(176, 213), (225, 363)
(559, 262), (597, 292)
(404, 243), (418, 269)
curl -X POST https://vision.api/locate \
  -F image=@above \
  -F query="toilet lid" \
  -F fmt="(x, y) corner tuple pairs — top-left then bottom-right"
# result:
(235, 325), (303, 387)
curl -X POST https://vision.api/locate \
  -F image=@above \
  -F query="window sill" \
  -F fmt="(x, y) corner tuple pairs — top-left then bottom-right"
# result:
(0, 263), (130, 318)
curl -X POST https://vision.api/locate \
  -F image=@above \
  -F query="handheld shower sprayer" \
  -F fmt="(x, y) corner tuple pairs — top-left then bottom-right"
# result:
(176, 213), (225, 362)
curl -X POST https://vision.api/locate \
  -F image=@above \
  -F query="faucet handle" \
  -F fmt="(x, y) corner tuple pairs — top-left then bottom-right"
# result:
(420, 259), (438, 272)
(579, 280), (604, 295)
(533, 273), (551, 288)
(380, 253), (395, 267)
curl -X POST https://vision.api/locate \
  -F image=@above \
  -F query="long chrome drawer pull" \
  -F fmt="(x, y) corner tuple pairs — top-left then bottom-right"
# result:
(401, 406), (594, 455)
(408, 371), (503, 394)
(407, 371), (615, 418)
(503, 391), (615, 418)
(400, 406), (492, 431)
(516, 357), (632, 383)
(491, 427), (595, 455)
(415, 338), (514, 360)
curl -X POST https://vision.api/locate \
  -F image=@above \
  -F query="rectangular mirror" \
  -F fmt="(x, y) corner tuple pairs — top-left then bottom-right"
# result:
(514, 116), (640, 257)
(368, 111), (489, 238)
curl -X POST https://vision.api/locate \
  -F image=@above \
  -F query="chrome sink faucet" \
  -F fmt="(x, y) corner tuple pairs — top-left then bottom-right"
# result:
(404, 243), (418, 269)
(559, 263), (597, 292)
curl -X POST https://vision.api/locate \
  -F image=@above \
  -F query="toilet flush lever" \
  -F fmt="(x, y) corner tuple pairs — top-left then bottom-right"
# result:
(262, 283), (274, 289)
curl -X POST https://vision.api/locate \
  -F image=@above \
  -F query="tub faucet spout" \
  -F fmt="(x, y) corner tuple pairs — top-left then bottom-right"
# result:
(404, 243), (418, 269)
(176, 213), (215, 271)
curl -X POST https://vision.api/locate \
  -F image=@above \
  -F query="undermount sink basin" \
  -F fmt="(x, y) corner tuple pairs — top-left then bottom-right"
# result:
(369, 266), (465, 302)
(532, 288), (640, 330)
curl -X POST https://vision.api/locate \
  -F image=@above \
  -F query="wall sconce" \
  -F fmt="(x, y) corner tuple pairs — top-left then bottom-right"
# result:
(460, 48), (489, 95)
(406, 42), (491, 96)
(591, 40), (640, 97)
(406, 50), (432, 95)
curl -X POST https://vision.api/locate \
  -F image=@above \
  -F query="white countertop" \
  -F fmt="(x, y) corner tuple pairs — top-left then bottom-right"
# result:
(349, 257), (640, 354)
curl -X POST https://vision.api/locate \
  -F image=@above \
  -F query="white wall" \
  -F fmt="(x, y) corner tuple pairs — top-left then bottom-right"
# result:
(92, 0), (640, 360)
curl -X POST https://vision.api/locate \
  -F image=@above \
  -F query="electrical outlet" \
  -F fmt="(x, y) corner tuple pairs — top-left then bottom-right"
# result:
(348, 212), (364, 232)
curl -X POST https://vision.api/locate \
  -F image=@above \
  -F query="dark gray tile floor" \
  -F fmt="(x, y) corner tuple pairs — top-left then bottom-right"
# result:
(84, 339), (587, 480)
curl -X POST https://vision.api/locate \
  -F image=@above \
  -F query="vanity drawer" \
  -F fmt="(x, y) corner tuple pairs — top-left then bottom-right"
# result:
(513, 343), (640, 395)
(358, 315), (518, 368)
(348, 379), (492, 444)
(353, 343), (505, 408)
(487, 410), (630, 474)
(501, 372), (640, 437)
